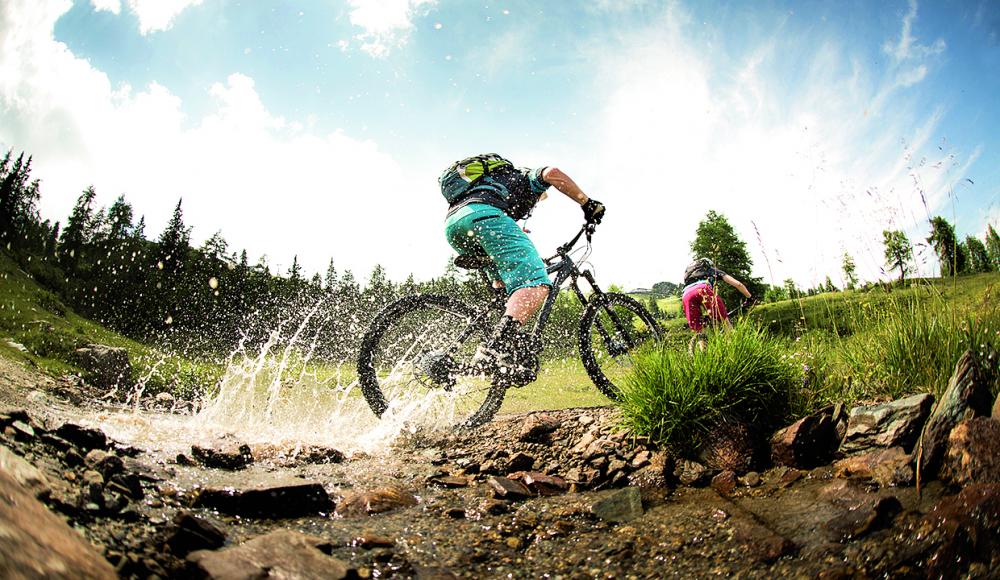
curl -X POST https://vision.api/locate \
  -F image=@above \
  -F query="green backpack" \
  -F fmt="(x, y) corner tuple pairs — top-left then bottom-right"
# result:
(439, 153), (515, 204)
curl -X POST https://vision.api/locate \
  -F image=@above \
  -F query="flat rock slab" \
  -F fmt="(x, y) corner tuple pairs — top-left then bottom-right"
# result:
(55, 423), (107, 452)
(0, 469), (116, 579)
(194, 482), (333, 518)
(592, 486), (643, 523)
(187, 529), (347, 580)
(840, 393), (933, 455)
(337, 486), (418, 517)
(191, 440), (254, 470)
(833, 446), (913, 487)
(166, 511), (227, 557)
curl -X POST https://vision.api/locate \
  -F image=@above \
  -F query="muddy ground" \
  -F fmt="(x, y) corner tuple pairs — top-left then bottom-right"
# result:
(1, 354), (998, 579)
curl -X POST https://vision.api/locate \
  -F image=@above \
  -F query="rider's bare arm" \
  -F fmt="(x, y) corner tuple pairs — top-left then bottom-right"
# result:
(722, 273), (752, 299)
(542, 166), (590, 206)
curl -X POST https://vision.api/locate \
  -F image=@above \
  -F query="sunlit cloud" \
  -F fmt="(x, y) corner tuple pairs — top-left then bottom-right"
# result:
(585, 2), (965, 288)
(90, 0), (121, 15)
(347, 0), (436, 58)
(0, 0), (440, 281)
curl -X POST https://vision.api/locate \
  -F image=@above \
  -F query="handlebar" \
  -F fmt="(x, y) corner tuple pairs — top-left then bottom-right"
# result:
(547, 221), (598, 263)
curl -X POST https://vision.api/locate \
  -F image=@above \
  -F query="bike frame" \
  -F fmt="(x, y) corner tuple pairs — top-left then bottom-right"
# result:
(465, 223), (623, 346)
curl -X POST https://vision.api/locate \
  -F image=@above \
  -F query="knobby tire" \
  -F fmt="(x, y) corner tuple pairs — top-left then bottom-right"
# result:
(578, 292), (662, 400)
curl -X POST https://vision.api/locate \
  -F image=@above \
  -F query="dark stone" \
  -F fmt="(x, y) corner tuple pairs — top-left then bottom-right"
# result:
(72, 344), (132, 389)
(771, 406), (840, 468)
(337, 486), (418, 516)
(351, 532), (394, 548)
(166, 511), (227, 557)
(824, 495), (902, 541)
(428, 474), (471, 488)
(522, 472), (569, 496)
(194, 482), (333, 518)
(187, 529), (346, 579)
(85, 449), (125, 479)
(713, 491), (796, 563)
(191, 440), (254, 470)
(487, 476), (532, 500)
(711, 470), (738, 496)
(109, 472), (144, 501)
(918, 348), (997, 480)
(506, 451), (535, 473)
(55, 423), (107, 451)
(0, 408), (30, 428)
(591, 486), (643, 523)
(300, 445), (345, 464)
(518, 414), (560, 442)
(8, 420), (35, 441)
(675, 459), (711, 486)
(39, 432), (72, 452)
(840, 393), (934, 455)
(940, 417), (1000, 486)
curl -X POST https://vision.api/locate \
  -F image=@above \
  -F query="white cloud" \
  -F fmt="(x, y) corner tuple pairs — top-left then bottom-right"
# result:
(126, 0), (204, 34)
(582, 5), (967, 289)
(91, 0), (121, 15)
(883, 0), (946, 62)
(0, 0), (442, 282)
(347, 0), (435, 58)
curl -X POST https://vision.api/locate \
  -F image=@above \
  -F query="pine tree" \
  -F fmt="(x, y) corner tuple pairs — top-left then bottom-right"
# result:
(60, 186), (98, 267)
(324, 258), (339, 291)
(107, 195), (135, 240)
(0, 150), (41, 249)
(287, 255), (303, 282)
(158, 199), (191, 274)
(883, 229), (912, 283)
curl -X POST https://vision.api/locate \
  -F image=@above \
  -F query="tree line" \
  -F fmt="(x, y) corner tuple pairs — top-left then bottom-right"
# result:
(1, 148), (513, 360)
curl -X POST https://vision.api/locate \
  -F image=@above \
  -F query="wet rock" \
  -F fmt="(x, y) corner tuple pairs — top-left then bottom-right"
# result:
(300, 445), (345, 465)
(338, 486), (418, 516)
(833, 446), (913, 487)
(591, 487), (643, 523)
(940, 417), (1000, 486)
(770, 406), (841, 468)
(428, 474), (471, 488)
(0, 469), (117, 579)
(909, 483), (1000, 578)
(191, 438), (254, 470)
(506, 451), (535, 472)
(84, 449), (125, 479)
(487, 476), (532, 500)
(166, 511), (227, 557)
(713, 491), (796, 563)
(840, 393), (933, 455)
(55, 422), (107, 451)
(630, 450), (651, 469)
(187, 529), (346, 580)
(195, 482), (333, 518)
(628, 450), (674, 488)
(352, 531), (395, 549)
(711, 470), (738, 496)
(824, 495), (902, 541)
(0, 408), (30, 428)
(739, 472), (762, 487)
(0, 443), (51, 495)
(72, 344), (132, 389)
(675, 459), (711, 486)
(521, 472), (569, 496)
(518, 413), (560, 442)
(918, 349), (997, 480)
(39, 432), (72, 452)
(7, 420), (35, 441)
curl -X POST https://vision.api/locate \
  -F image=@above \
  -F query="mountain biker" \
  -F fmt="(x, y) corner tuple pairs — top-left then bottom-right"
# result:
(681, 258), (752, 332)
(440, 154), (605, 384)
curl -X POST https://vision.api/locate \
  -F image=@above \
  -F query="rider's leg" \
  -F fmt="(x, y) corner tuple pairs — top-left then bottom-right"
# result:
(505, 285), (549, 322)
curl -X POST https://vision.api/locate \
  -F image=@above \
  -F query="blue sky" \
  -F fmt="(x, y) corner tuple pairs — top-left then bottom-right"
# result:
(1, 0), (998, 290)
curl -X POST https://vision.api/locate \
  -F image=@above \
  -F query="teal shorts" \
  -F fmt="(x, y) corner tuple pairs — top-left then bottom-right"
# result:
(445, 204), (551, 295)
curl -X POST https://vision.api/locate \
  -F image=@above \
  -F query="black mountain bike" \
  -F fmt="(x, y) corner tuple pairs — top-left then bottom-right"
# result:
(357, 223), (662, 429)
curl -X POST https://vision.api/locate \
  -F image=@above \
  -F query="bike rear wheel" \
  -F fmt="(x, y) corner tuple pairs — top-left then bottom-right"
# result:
(579, 292), (662, 400)
(357, 294), (505, 430)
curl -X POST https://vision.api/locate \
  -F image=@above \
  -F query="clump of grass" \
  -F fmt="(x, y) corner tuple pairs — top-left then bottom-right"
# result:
(836, 299), (1000, 400)
(619, 322), (802, 453)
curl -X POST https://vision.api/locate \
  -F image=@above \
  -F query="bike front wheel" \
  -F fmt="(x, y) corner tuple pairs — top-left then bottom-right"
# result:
(357, 294), (505, 430)
(579, 292), (662, 400)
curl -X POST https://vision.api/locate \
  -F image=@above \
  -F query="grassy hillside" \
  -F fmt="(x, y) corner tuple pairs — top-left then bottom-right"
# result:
(0, 251), (219, 398)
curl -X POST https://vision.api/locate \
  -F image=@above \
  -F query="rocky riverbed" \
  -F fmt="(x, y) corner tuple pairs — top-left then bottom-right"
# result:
(1, 352), (1000, 579)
